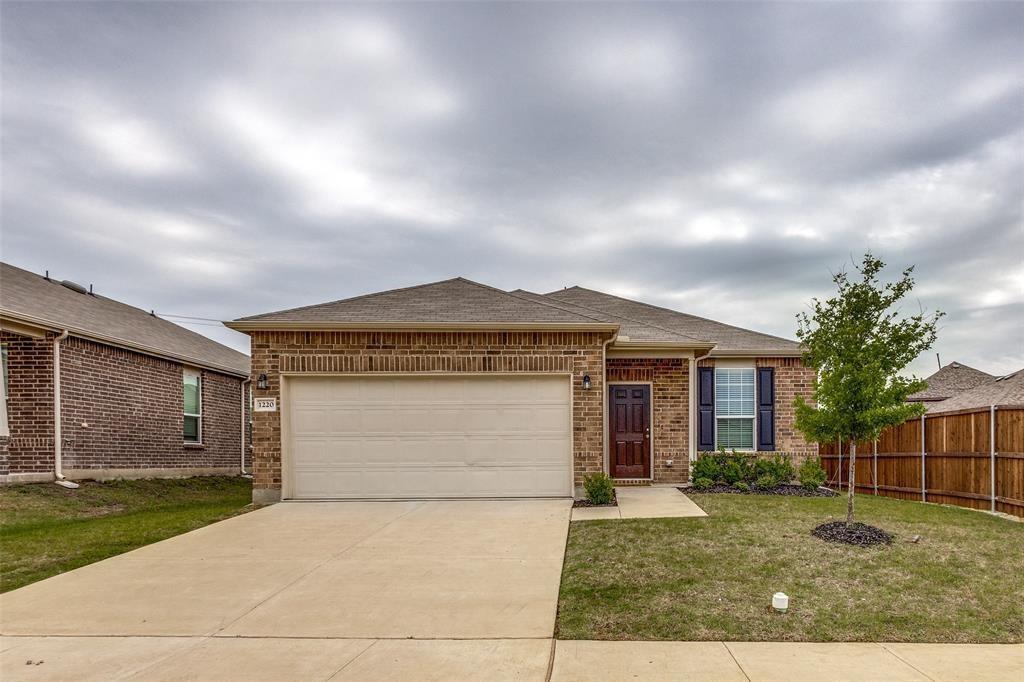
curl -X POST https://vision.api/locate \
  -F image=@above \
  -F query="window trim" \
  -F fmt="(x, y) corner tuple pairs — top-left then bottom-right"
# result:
(183, 368), (202, 445)
(713, 366), (756, 451)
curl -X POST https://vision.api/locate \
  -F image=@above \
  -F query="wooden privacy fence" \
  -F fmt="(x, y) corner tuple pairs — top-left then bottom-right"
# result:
(819, 406), (1024, 518)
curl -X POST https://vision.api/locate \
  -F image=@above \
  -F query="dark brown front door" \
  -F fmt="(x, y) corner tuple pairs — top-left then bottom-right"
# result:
(609, 384), (651, 478)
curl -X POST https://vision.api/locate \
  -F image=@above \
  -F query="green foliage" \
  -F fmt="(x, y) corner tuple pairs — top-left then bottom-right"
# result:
(583, 472), (615, 505)
(733, 481), (751, 493)
(693, 477), (714, 490)
(798, 458), (828, 490)
(692, 451), (723, 482)
(794, 254), (942, 523)
(794, 254), (943, 445)
(753, 455), (794, 487)
(721, 459), (746, 485)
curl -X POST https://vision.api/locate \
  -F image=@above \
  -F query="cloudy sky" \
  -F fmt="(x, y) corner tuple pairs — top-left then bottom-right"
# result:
(2, 2), (1021, 377)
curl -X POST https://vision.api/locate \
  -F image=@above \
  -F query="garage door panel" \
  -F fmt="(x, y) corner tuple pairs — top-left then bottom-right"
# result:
(286, 376), (571, 499)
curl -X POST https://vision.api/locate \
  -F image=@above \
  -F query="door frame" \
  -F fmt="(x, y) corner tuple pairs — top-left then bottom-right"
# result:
(279, 372), (575, 500)
(606, 381), (654, 480)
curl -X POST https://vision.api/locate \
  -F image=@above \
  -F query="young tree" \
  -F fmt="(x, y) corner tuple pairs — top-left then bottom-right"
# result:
(795, 254), (943, 525)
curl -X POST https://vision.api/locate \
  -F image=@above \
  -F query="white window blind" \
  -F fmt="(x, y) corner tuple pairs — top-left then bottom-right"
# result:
(715, 368), (755, 449)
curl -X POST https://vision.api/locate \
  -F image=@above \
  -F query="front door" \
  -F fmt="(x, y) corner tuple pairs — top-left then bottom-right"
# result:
(609, 384), (651, 478)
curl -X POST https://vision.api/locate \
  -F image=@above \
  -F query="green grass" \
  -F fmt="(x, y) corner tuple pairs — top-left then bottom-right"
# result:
(0, 476), (252, 593)
(557, 493), (1024, 642)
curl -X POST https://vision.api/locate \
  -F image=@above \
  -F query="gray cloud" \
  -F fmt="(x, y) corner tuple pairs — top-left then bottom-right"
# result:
(2, 1), (1021, 377)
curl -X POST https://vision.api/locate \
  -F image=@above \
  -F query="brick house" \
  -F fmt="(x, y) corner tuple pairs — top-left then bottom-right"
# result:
(227, 278), (816, 504)
(0, 263), (251, 484)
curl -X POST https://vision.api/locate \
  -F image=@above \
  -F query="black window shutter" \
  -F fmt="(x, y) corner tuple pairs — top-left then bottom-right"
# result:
(757, 366), (775, 451)
(698, 366), (715, 450)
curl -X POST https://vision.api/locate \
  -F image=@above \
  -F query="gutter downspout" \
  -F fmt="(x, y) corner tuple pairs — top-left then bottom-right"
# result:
(52, 330), (78, 489)
(240, 378), (251, 478)
(689, 349), (712, 475)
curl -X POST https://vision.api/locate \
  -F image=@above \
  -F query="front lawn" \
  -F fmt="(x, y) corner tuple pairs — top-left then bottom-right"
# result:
(0, 476), (252, 593)
(557, 493), (1024, 642)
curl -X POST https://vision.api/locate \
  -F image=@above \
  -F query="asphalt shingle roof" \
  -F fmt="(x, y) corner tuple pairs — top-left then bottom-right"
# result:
(235, 278), (612, 326)
(0, 263), (249, 376)
(927, 369), (1023, 413)
(510, 289), (707, 344)
(543, 286), (802, 352)
(908, 362), (995, 402)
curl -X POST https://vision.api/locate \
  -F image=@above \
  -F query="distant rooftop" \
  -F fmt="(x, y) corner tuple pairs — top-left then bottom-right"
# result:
(0, 262), (249, 376)
(908, 362), (995, 403)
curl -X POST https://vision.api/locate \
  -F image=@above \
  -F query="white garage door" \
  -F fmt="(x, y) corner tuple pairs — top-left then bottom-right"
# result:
(285, 375), (573, 499)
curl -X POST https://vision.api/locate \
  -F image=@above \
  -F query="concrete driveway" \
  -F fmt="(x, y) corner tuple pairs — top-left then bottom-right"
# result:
(0, 499), (570, 680)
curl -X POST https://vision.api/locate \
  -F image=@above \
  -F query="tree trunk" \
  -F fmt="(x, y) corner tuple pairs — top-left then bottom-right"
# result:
(846, 441), (856, 525)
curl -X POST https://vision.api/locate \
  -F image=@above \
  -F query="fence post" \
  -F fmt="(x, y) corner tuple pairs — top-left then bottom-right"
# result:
(873, 439), (878, 495)
(837, 436), (842, 489)
(920, 414), (926, 502)
(990, 405), (996, 513)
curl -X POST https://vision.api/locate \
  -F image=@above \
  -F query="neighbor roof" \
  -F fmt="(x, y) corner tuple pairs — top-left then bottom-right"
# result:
(543, 287), (802, 353)
(927, 369), (1023, 413)
(0, 263), (249, 377)
(229, 278), (619, 331)
(908, 362), (995, 402)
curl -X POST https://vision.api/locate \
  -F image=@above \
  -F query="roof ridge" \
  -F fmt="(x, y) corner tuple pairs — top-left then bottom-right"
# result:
(532, 289), (707, 343)
(486, 283), (615, 326)
(235, 277), (466, 321)
(549, 285), (798, 346)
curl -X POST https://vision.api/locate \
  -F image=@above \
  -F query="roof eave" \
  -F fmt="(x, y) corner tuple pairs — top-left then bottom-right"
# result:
(224, 320), (621, 333)
(709, 348), (805, 358)
(609, 340), (716, 351)
(0, 309), (249, 378)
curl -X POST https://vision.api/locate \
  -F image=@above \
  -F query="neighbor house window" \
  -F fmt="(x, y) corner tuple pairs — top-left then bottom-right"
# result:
(1, 344), (8, 438)
(715, 367), (755, 449)
(183, 369), (201, 443)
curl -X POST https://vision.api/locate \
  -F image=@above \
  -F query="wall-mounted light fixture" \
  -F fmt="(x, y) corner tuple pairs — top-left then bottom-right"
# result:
(256, 373), (268, 390)
(582, 374), (592, 390)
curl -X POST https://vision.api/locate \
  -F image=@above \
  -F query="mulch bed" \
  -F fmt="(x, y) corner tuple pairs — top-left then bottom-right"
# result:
(572, 490), (617, 508)
(812, 520), (893, 546)
(680, 484), (837, 498)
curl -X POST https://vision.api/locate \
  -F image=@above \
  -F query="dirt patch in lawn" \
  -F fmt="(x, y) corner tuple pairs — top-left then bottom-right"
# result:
(813, 520), (893, 546)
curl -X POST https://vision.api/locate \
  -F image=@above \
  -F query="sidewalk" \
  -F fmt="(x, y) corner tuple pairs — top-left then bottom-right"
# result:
(571, 486), (708, 520)
(551, 640), (1024, 681)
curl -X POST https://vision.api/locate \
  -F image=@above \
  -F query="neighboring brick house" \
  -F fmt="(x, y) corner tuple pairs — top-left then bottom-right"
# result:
(227, 278), (816, 504)
(0, 263), (251, 484)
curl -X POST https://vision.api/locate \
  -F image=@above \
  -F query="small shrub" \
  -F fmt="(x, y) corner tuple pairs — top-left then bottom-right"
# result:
(753, 455), (794, 488)
(693, 476), (714, 490)
(733, 481), (751, 493)
(798, 458), (828, 490)
(583, 472), (615, 505)
(691, 453), (722, 483)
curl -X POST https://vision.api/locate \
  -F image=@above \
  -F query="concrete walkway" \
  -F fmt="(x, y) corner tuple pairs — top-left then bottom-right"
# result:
(571, 486), (708, 520)
(551, 641), (1024, 682)
(0, 499), (570, 680)
(3, 637), (1019, 680)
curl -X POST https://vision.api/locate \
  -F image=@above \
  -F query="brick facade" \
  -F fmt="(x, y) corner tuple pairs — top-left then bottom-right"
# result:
(607, 357), (690, 483)
(1, 332), (248, 481)
(0, 331), (55, 475)
(698, 357), (818, 466)
(248, 330), (610, 502)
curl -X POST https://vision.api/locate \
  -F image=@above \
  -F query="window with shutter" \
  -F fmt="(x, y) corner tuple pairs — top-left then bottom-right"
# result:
(714, 367), (755, 449)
